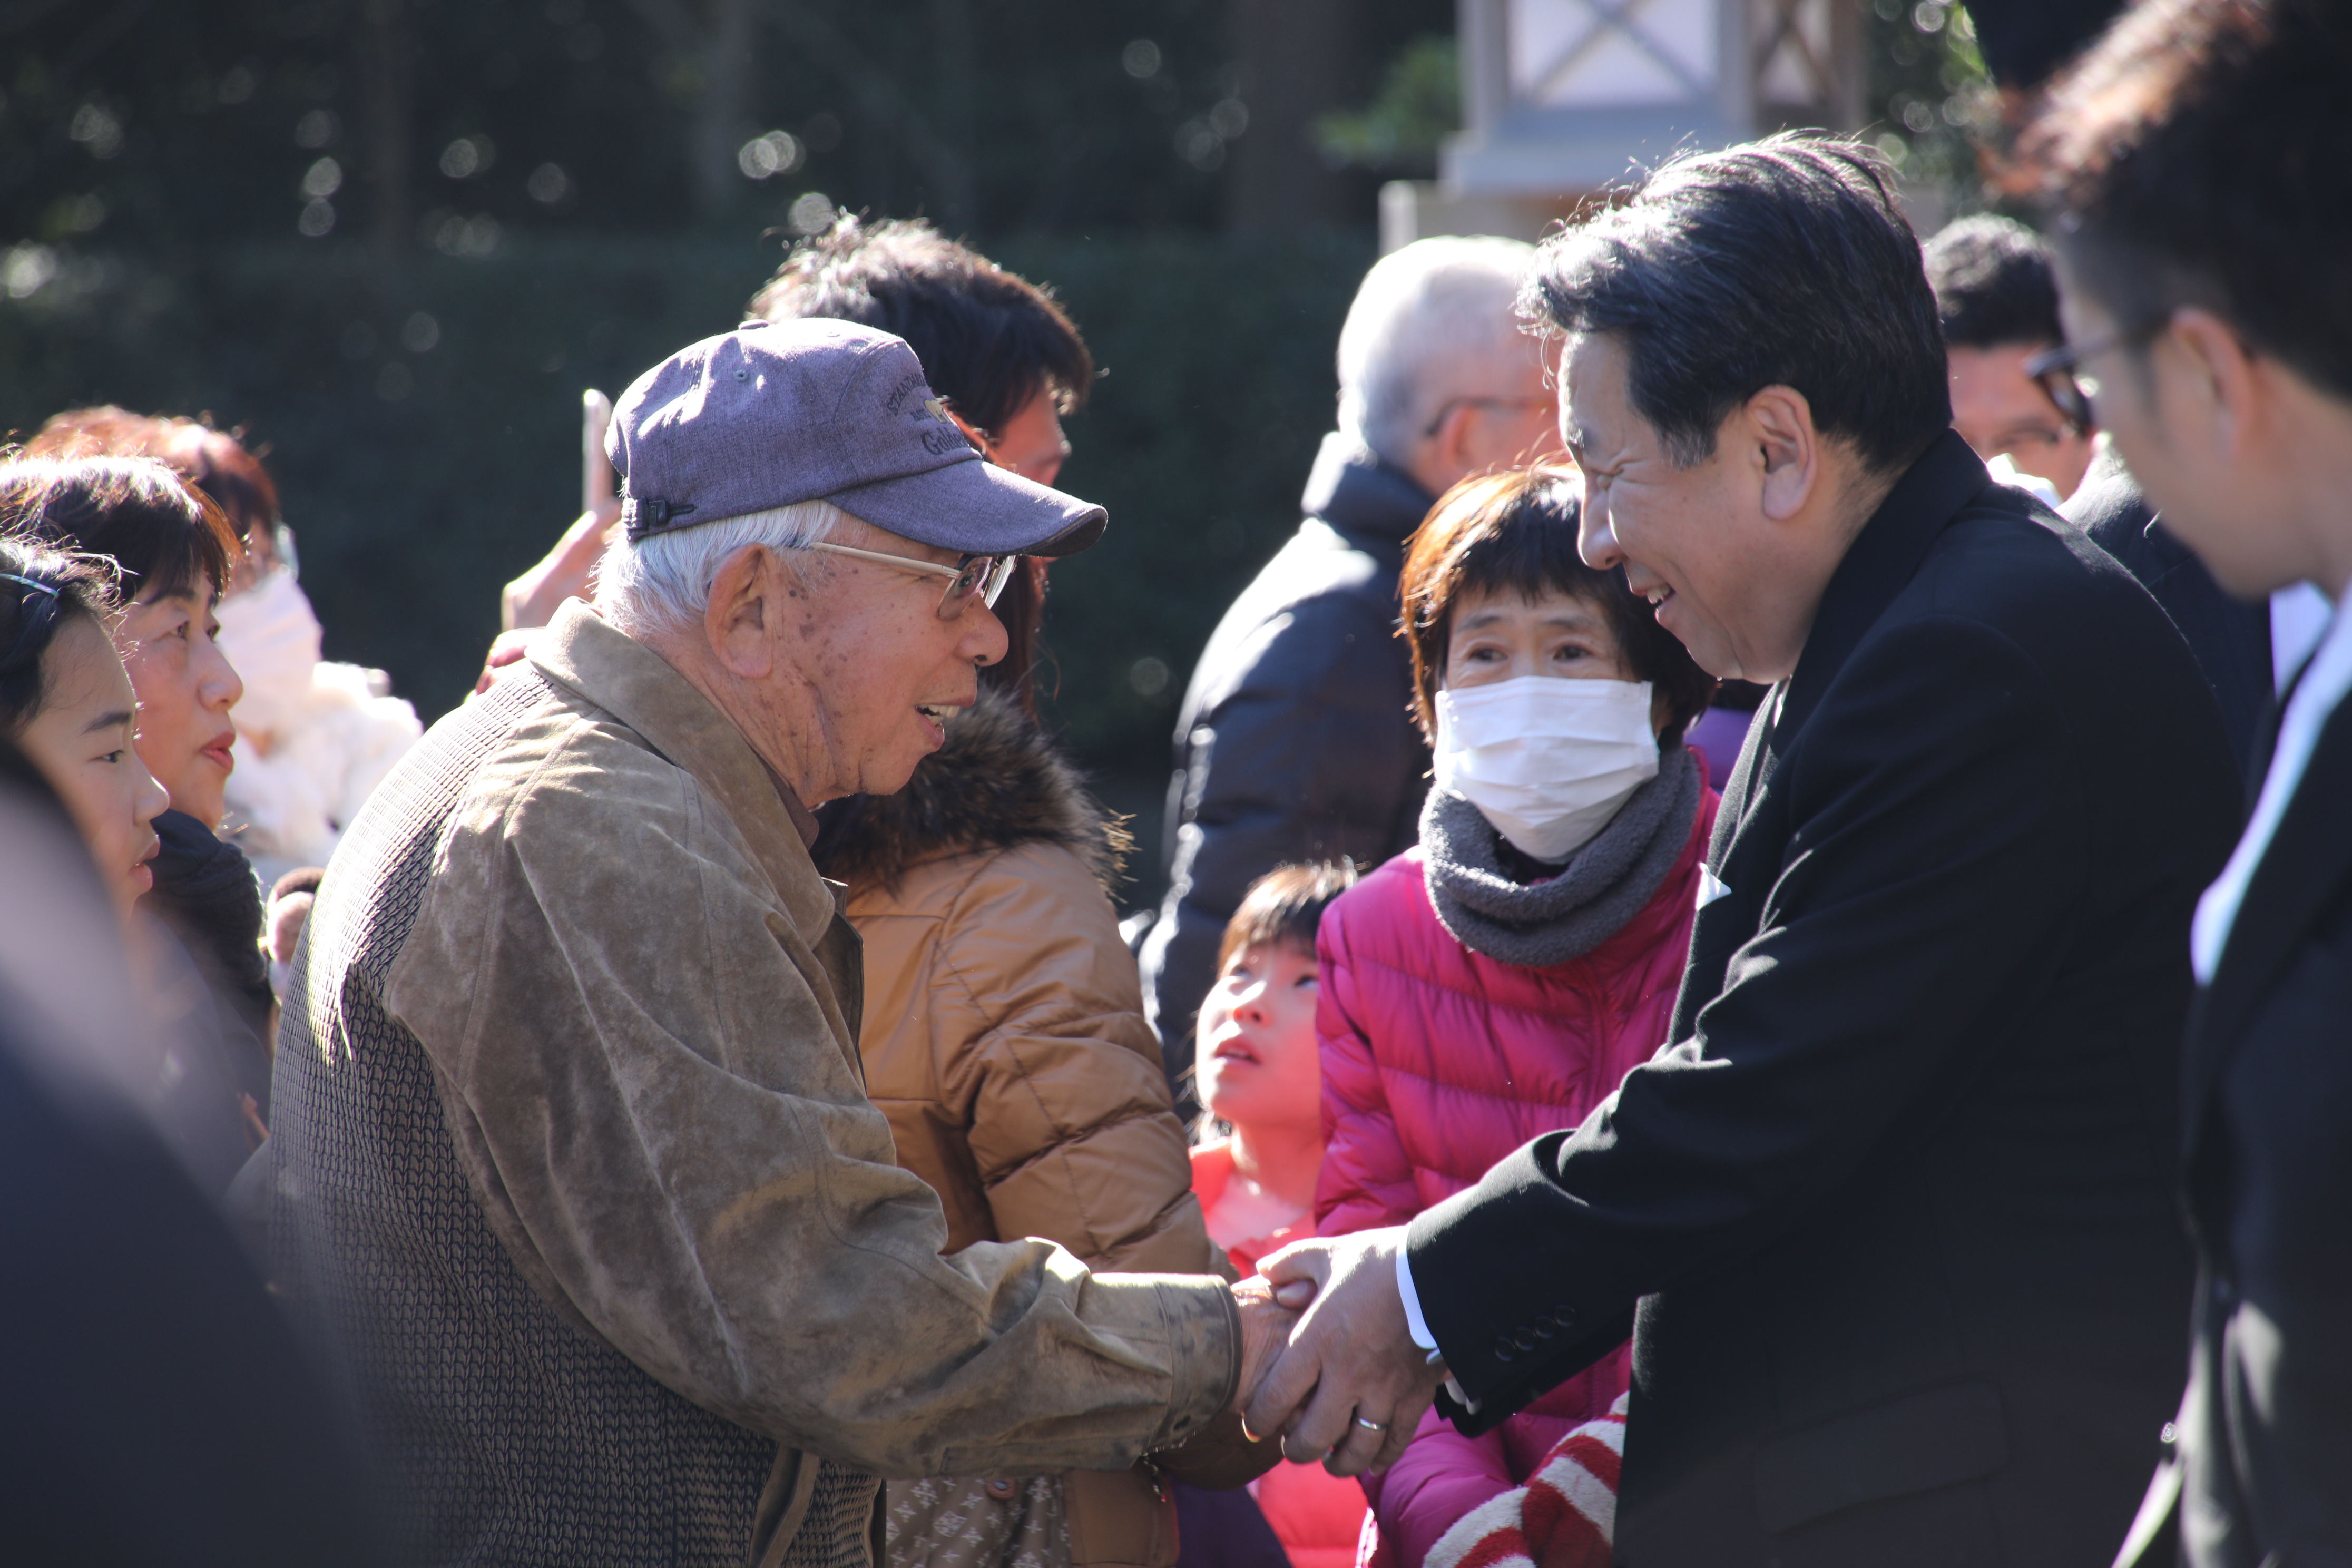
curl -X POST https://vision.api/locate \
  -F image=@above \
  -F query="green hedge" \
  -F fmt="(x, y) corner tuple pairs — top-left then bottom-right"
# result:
(0, 230), (1376, 895)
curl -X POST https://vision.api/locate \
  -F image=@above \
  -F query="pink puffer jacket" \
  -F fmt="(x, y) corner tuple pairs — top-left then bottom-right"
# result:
(1312, 788), (1716, 1568)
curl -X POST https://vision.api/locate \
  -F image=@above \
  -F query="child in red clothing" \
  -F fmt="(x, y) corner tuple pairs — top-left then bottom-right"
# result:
(1184, 864), (1368, 1568)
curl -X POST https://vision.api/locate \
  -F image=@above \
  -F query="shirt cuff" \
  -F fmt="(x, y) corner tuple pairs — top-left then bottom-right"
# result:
(1396, 1240), (1438, 1353)
(1398, 1236), (1478, 1412)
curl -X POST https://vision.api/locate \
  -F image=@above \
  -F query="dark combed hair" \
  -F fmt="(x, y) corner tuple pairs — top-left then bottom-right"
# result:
(1216, 860), (1359, 975)
(0, 457), (239, 604)
(23, 408), (280, 543)
(1923, 215), (2066, 349)
(0, 531), (121, 736)
(1398, 467), (1718, 748)
(2011, 0), (2352, 404)
(750, 217), (1093, 716)
(1521, 133), (1951, 475)
(749, 217), (1094, 437)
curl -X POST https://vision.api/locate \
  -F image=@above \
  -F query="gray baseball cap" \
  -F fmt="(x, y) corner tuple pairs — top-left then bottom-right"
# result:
(606, 317), (1106, 557)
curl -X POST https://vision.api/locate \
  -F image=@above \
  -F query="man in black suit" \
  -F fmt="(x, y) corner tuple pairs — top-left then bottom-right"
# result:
(1243, 136), (2243, 1564)
(2020, 2), (2352, 1561)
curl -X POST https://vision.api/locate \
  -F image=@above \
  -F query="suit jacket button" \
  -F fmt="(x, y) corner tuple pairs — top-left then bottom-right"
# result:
(1493, 1337), (1516, 1363)
(1553, 1306), (1577, 1328)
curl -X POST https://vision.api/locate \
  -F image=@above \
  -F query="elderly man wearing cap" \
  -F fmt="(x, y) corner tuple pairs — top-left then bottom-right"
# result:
(247, 319), (1291, 1567)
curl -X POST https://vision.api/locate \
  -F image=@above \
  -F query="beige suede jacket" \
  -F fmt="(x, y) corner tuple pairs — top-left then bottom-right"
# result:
(821, 694), (1233, 1568)
(345, 604), (1239, 1556)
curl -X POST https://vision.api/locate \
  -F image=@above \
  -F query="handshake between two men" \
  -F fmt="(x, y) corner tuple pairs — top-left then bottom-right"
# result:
(1229, 1227), (1436, 1478)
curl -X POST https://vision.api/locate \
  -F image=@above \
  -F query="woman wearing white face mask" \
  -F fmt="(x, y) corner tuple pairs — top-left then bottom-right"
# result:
(1310, 467), (1718, 1568)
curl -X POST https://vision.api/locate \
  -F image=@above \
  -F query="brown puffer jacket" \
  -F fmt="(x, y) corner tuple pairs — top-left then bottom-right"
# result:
(817, 692), (1233, 1568)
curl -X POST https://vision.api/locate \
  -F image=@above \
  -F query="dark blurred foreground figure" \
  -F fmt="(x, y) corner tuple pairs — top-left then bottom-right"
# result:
(0, 739), (379, 1566)
(1140, 236), (1555, 1090)
(1239, 135), (2243, 1565)
(760, 218), (1233, 1568)
(247, 320), (1287, 1566)
(2020, 3), (2352, 1562)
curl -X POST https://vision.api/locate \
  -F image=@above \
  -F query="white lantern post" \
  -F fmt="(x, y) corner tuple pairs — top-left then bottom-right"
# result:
(1382, 0), (1864, 249)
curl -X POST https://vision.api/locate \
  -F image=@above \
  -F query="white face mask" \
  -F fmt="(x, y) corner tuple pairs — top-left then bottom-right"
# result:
(1433, 674), (1659, 863)
(215, 564), (324, 745)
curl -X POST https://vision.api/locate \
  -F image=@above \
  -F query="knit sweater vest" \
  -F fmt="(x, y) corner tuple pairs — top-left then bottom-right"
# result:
(260, 672), (876, 1568)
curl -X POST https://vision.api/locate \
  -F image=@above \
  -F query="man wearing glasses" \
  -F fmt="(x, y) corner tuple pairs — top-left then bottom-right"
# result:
(1923, 214), (2099, 503)
(1139, 236), (1560, 1094)
(246, 319), (1290, 1566)
(2027, 311), (2334, 779)
(2019, 0), (2352, 1558)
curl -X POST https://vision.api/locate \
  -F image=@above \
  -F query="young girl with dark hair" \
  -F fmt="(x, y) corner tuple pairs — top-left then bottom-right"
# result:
(1184, 863), (1371, 1568)
(0, 534), (166, 922)
(1313, 467), (1720, 1568)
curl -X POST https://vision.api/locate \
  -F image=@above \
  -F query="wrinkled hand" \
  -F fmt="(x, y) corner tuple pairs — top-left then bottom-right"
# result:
(1244, 1227), (1442, 1477)
(1229, 1275), (1301, 1416)
(501, 500), (620, 633)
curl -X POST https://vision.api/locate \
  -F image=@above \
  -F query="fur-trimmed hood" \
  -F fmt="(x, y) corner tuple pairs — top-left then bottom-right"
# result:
(813, 690), (1129, 894)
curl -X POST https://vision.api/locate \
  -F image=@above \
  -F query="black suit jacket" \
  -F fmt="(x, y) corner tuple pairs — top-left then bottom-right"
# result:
(2171, 687), (2352, 1567)
(1407, 433), (2243, 1565)
(2065, 454), (2272, 777)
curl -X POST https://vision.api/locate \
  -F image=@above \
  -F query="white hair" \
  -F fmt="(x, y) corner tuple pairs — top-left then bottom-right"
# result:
(594, 498), (844, 637)
(1336, 235), (1541, 467)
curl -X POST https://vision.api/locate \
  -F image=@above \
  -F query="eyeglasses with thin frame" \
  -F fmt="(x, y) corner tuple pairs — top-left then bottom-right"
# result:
(803, 542), (1020, 620)
(2023, 318), (2167, 433)
(1421, 395), (1556, 439)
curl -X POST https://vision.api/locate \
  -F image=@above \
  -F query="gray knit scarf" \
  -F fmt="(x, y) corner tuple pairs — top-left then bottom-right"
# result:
(1419, 742), (1701, 967)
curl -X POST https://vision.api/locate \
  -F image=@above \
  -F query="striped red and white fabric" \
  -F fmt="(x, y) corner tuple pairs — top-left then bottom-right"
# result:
(1422, 1395), (1626, 1568)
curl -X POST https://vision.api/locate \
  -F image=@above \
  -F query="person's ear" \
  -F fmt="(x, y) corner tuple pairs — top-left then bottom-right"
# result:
(703, 544), (779, 680)
(1425, 400), (1478, 479)
(1746, 385), (1819, 523)
(2164, 307), (2260, 466)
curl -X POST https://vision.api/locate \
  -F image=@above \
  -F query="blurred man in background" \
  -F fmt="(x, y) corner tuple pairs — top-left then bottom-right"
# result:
(1924, 214), (2097, 502)
(1140, 236), (1557, 1089)
(2022, 0), (2352, 1559)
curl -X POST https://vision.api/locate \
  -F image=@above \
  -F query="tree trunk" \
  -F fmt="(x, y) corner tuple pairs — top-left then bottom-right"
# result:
(690, 0), (757, 221)
(1227, 0), (1362, 234)
(359, 0), (416, 251)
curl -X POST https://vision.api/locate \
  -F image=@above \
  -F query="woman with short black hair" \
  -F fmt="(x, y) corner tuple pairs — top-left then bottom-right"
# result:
(1313, 467), (1718, 1568)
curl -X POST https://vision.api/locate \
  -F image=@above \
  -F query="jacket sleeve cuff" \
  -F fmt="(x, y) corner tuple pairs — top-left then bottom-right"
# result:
(1149, 1275), (1240, 1452)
